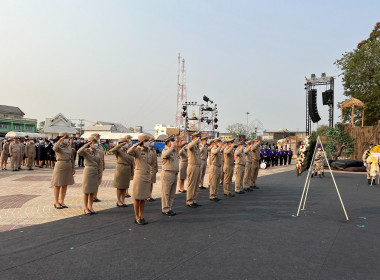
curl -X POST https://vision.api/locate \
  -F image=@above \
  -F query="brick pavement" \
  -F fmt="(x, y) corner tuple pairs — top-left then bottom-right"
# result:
(0, 155), (294, 232)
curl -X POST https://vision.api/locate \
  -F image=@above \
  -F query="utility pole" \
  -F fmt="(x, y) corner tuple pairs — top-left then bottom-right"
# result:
(246, 112), (250, 137)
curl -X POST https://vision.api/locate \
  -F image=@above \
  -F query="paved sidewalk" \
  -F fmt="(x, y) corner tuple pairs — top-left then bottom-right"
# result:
(0, 155), (294, 232)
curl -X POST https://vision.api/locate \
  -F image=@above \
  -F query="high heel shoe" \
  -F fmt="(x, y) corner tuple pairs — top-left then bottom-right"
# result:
(84, 209), (92, 216)
(54, 204), (63, 209)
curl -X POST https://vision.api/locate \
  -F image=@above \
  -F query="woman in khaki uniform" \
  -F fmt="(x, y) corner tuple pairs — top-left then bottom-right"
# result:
(127, 134), (152, 225)
(178, 141), (188, 193)
(147, 139), (158, 202)
(91, 133), (105, 203)
(1, 140), (10, 170)
(51, 132), (75, 209)
(77, 136), (101, 215)
(110, 137), (134, 207)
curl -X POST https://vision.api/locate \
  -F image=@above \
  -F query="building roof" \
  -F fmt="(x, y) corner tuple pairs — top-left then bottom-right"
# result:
(80, 132), (153, 140)
(84, 121), (131, 133)
(42, 113), (78, 134)
(0, 105), (25, 116)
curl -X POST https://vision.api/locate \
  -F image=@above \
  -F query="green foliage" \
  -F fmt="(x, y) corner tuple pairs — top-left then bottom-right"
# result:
(325, 124), (354, 160)
(335, 22), (380, 126)
(315, 125), (329, 136)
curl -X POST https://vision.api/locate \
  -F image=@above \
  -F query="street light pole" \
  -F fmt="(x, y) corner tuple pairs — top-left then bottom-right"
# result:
(246, 112), (250, 138)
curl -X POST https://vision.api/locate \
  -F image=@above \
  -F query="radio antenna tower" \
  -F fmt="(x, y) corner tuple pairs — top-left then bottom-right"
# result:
(175, 53), (187, 128)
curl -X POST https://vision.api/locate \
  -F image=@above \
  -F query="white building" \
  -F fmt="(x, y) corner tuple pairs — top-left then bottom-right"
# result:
(154, 124), (177, 139)
(83, 121), (131, 135)
(41, 113), (78, 138)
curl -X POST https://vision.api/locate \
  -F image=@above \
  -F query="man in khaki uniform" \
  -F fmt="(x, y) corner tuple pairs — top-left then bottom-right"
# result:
(25, 138), (36, 170)
(161, 135), (180, 216)
(9, 137), (22, 171)
(312, 147), (325, 178)
(234, 141), (246, 194)
(186, 132), (202, 208)
(250, 139), (261, 189)
(363, 144), (374, 184)
(207, 144), (213, 188)
(178, 141), (188, 193)
(20, 139), (25, 168)
(223, 138), (235, 197)
(220, 142), (226, 186)
(199, 136), (208, 190)
(147, 139), (158, 201)
(91, 133), (105, 202)
(209, 139), (223, 201)
(243, 141), (253, 192)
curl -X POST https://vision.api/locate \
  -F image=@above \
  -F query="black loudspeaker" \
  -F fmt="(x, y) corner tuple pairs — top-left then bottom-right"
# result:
(308, 89), (321, 123)
(322, 89), (334, 105)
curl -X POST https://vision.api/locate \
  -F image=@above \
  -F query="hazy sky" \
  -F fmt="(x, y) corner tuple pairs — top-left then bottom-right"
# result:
(1, 0), (379, 133)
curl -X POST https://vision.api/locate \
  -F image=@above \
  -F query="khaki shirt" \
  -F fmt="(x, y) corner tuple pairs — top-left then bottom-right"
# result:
(188, 140), (201, 166)
(78, 144), (100, 171)
(210, 146), (222, 167)
(235, 147), (246, 166)
(244, 146), (252, 163)
(25, 143), (36, 157)
(224, 145), (234, 166)
(54, 142), (75, 168)
(315, 151), (325, 162)
(9, 142), (21, 156)
(110, 143), (134, 166)
(179, 147), (188, 163)
(162, 146), (179, 172)
(127, 143), (152, 173)
(2, 143), (10, 156)
(200, 144), (208, 161)
(251, 143), (260, 161)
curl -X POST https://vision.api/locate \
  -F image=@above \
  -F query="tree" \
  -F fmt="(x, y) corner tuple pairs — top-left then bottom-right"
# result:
(335, 22), (380, 126)
(315, 125), (329, 136)
(226, 123), (248, 138)
(325, 124), (354, 160)
(38, 121), (45, 130)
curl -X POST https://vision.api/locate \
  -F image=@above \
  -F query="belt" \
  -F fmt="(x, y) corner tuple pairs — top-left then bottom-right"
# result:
(135, 169), (150, 174)
(189, 164), (201, 167)
(117, 162), (131, 166)
(57, 159), (71, 162)
(163, 170), (179, 174)
(85, 166), (98, 169)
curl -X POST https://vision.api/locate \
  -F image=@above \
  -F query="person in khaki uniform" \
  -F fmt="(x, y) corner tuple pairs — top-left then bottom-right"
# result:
(127, 134), (152, 225)
(199, 136), (208, 190)
(186, 132), (202, 208)
(91, 133), (105, 203)
(234, 141), (246, 194)
(19, 140), (25, 168)
(223, 138), (235, 197)
(9, 137), (22, 171)
(363, 144), (374, 184)
(207, 144), (213, 188)
(243, 141), (253, 192)
(178, 141), (188, 193)
(51, 132), (75, 209)
(220, 143), (226, 186)
(161, 135), (180, 216)
(110, 137), (134, 207)
(312, 147), (325, 178)
(25, 138), (36, 170)
(77, 136), (101, 215)
(147, 139), (158, 202)
(250, 139), (261, 189)
(124, 134), (134, 198)
(209, 139), (223, 201)
(1, 139), (10, 170)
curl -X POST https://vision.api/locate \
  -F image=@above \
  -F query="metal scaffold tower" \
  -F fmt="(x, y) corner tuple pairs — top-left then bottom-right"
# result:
(175, 53), (187, 129)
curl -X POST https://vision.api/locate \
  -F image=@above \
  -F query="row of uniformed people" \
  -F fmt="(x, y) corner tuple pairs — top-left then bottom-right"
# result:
(260, 147), (293, 167)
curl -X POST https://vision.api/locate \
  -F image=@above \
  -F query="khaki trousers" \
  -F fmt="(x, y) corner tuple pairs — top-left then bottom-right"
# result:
(27, 154), (35, 169)
(220, 164), (224, 185)
(161, 170), (178, 212)
(243, 162), (252, 188)
(314, 160), (323, 175)
(223, 165), (234, 194)
(19, 153), (24, 168)
(250, 161), (259, 187)
(11, 154), (20, 170)
(209, 165), (221, 199)
(366, 164), (371, 179)
(235, 165), (245, 192)
(186, 165), (201, 205)
(199, 160), (207, 187)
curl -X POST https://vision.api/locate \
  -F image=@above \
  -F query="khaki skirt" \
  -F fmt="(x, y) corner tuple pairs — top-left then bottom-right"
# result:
(113, 163), (132, 189)
(51, 161), (74, 187)
(151, 171), (157, 184)
(179, 162), (188, 180)
(1, 152), (9, 161)
(132, 170), (151, 200)
(82, 167), (99, 194)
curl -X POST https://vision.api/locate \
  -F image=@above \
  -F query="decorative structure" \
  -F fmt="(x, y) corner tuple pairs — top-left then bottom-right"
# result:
(175, 53), (187, 129)
(340, 97), (365, 127)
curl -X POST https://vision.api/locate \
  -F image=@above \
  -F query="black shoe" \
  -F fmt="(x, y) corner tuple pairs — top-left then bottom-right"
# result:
(311, 174), (314, 178)
(54, 204), (63, 209)
(162, 211), (175, 216)
(228, 193), (235, 197)
(319, 174), (322, 178)
(224, 194), (228, 196)
(84, 209), (92, 216)
(194, 203), (202, 207)
(187, 203), (198, 208)
(93, 198), (101, 202)
(249, 187), (254, 191)
(135, 219), (144, 225)
(59, 203), (68, 209)
(116, 203), (124, 207)
(125, 194), (131, 198)
(199, 186), (207, 189)
(236, 191), (245, 194)
(122, 204), (128, 208)
(372, 180), (377, 185)
(253, 186), (260, 189)
(141, 218), (148, 225)
(147, 197), (156, 202)
(322, 172), (325, 177)
(89, 210), (97, 214)
(368, 179), (371, 185)
(314, 172), (317, 176)
(210, 197), (220, 202)
(178, 190), (187, 193)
